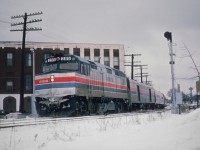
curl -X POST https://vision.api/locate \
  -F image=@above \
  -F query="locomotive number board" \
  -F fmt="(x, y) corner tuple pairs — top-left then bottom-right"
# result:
(45, 56), (73, 63)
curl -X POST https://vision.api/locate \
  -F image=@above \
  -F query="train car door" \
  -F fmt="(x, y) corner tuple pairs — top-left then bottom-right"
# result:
(149, 89), (152, 102)
(88, 65), (92, 97)
(127, 78), (132, 103)
(154, 92), (156, 103)
(100, 68), (105, 97)
(137, 85), (141, 101)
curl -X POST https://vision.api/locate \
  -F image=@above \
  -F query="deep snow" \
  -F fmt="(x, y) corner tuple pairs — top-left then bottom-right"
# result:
(0, 109), (200, 150)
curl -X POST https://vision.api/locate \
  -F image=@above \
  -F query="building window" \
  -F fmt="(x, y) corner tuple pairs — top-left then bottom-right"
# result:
(73, 48), (80, 56)
(113, 49), (119, 69)
(6, 53), (13, 66)
(104, 49), (110, 66)
(25, 74), (32, 91)
(64, 48), (69, 55)
(6, 81), (13, 91)
(113, 57), (119, 69)
(84, 48), (90, 60)
(94, 49), (100, 63)
(25, 53), (32, 67)
(44, 53), (52, 61)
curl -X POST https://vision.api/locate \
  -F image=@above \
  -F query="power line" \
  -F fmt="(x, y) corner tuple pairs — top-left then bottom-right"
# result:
(0, 19), (11, 24)
(182, 42), (200, 81)
(176, 76), (199, 80)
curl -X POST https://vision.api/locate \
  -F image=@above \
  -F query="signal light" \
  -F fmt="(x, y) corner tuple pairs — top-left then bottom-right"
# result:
(164, 31), (172, 43)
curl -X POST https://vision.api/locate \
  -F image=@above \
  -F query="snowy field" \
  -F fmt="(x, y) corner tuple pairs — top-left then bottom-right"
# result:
(0, 109), (200, 150)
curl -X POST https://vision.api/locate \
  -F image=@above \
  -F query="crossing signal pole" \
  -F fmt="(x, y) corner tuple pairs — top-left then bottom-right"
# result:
(11, 12), (42, 113)
(164, 31), (178, 114)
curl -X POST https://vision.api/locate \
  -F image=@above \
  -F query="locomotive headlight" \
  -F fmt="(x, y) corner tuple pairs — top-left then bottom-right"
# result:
(50, 75), (55, 82)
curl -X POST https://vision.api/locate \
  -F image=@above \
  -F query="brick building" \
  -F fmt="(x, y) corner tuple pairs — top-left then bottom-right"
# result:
(0, 41), (125, 114)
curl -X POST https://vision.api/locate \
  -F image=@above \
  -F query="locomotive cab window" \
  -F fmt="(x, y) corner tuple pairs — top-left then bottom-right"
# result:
(43, 64), (57, 73)
(89, 61), (97, 70)
(114, 69), (125, 77)
(80, 63), (89, 76)
(106, 68), (112, 74)
(59, 62), (79, 71)
(42, 55), (82, 73)
(91, 65), (97, 70)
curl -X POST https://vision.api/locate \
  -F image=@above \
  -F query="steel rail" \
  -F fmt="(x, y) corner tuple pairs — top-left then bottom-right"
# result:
(0, 109), (169, 129)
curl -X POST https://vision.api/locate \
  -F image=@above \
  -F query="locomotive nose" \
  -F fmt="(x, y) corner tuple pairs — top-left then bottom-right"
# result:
(35, 73), (56, 97)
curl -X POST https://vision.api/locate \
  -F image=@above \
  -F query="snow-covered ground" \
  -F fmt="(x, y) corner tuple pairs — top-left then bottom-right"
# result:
(0, 109), (200, 150)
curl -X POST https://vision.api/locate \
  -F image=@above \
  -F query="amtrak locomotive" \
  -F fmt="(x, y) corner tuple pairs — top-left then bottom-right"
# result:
(35, 54), (166, 116)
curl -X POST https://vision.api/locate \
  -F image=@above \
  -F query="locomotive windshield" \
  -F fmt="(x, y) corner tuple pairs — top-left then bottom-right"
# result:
(59, 62), (78, 70)
(43, 64), (57, 73)
(42, 56), (79, 73)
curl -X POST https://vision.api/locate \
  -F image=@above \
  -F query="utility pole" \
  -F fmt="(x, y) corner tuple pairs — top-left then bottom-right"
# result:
(125, 60), (141, 79)
(11, 12), (42, 113)
(135, 73), (150, 84)
(140, 65), (143, 83)
(125, 54), (141, 79)
(144, 75), (151, 84)
(134, 65), (148, 83)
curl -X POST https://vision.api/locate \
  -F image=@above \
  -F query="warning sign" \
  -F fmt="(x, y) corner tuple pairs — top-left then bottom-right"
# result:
(196, 81), (200, 92)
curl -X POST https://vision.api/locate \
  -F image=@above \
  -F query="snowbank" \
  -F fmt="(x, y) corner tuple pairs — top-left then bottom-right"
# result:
(0, 109), (200, 150)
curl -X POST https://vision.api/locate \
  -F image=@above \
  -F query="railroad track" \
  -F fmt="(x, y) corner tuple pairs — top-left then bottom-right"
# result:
(0, 109), (169, 129)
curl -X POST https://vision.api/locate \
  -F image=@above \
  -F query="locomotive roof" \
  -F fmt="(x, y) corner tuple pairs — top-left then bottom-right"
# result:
(72, 54), (126, 76)
(43, 54), (90, 64)
(71, 54), (90, 64)
(43, 54), (126, 77)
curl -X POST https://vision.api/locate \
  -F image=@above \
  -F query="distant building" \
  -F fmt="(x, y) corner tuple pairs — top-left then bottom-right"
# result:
(0, 41), (125, 113)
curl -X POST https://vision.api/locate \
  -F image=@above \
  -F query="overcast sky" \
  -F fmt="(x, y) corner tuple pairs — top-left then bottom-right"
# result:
(1, 0), (200, 97)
